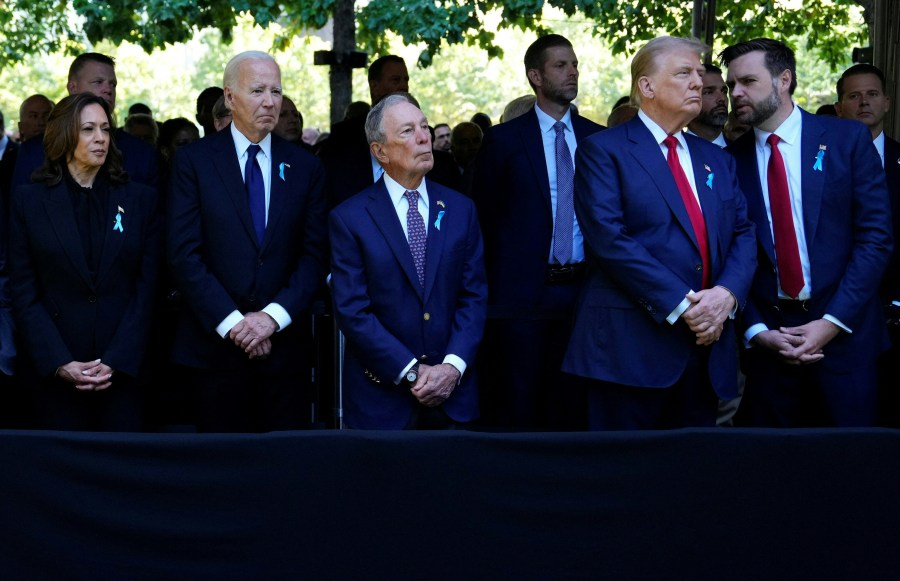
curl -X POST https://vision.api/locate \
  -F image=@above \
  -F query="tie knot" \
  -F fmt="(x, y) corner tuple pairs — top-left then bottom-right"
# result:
(405, 190), (419, 206)
(767, 133), (781, 147)
(247, 143), (261, 157)
(553, 121), (566, 135)
(663, 135), (679, 151)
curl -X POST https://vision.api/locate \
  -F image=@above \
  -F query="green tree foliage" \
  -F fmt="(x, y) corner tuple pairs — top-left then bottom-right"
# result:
(1, 0), (867, 70)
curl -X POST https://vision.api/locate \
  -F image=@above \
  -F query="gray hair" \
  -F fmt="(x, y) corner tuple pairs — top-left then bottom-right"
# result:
(223, 51), (278, 89)
(364, 92), (420, 144)
(630, 36), (708, 106)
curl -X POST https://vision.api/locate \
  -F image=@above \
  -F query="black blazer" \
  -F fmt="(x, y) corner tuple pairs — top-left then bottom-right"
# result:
(167, 127), (327, 371)
(882, 136), (900, 304)
(9, 178), (161, 378)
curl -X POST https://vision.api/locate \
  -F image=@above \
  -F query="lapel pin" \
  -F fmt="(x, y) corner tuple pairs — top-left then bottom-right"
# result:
(435, 210), (445, 231)
(113, 206), (125, 233)
(813, 146), (825, 171)
(279, 162), (290, 181)
(437, 200), (445, 208)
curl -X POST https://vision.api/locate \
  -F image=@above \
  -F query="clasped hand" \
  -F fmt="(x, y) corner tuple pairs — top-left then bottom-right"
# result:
(410, 363), (461, 407)
(229, 311), (277, 359)
(681, 287), (735, 346)
(57, 359), (114, 391)
(753, 319), (840, 365)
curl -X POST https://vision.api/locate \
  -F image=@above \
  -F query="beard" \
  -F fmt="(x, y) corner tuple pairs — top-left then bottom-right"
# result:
(733, 83), (781, 127)
(696, 106), (729, 128)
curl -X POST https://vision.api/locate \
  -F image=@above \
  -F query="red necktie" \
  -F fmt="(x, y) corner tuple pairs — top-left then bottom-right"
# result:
(765, 134), (804, 299)
(663, 136), (709, 289)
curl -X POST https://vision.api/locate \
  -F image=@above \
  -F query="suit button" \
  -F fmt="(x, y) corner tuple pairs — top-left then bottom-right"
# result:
(257, 259), (264, 267)
(695, 264), (703, 271)
(88, 295), (97, 304)
(423, 312), (431, 321)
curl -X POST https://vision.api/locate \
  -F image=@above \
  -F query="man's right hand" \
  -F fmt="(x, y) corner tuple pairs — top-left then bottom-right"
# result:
(752, 329), (824, 365)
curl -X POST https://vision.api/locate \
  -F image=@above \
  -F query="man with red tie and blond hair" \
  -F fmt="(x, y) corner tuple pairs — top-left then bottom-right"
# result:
(562, 37), (756, 429)
(722, 38), (892, 427)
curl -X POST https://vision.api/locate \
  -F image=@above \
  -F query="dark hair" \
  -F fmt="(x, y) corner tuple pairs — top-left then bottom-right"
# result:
(33, 93), (126, 186)
(368, 55), (406, 82)
(158, 117), (200, 151)
(128, 102), (152, 116)
(836, 63), (886, 101)
(68, 53), (116, 82)
(704, 64), (723, 76)
(524, 34), (573, 72)
(720, 38), (796, 95)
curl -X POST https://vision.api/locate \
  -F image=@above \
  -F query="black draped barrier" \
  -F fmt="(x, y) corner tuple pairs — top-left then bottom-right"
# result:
(2, 429), (900, 579)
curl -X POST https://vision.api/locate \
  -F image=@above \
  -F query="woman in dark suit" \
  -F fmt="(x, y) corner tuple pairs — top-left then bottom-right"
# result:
(9, 93), (160, 431)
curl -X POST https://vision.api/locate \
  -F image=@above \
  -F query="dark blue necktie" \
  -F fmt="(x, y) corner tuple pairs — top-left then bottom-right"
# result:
(245, 143), (266, 243)
(405, 190), (426, 287)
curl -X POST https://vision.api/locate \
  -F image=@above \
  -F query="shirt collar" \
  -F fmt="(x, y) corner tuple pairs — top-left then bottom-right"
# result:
(535, 103), (573, 134)
(231, 123), (273, 159)
(384, 172), (428, 210)
(639, 109), (687, 149)
(873, 131), (886, 164)
(753, 102), (802, 149)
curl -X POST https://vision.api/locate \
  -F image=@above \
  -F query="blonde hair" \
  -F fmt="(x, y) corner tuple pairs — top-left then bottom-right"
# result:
(630, 37), (709, 106)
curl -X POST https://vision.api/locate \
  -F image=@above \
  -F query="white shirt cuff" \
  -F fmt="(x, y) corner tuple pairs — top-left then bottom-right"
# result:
(823, 314), (851, 334)
(216, 310), (245, 338)
(442, 354), (467, 379)
(395, 358), (419, 385)
(262, 303), (291, 332)
(744, 323), (769, 348)
(666, 294), (694, 325)
(892, 301), (900, 307)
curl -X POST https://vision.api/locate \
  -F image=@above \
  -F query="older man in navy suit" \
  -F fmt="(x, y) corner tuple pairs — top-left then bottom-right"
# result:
(471, 34), (604, 430)
(168, 51), (327, 432)
(723, 39), (892, 427)
(330, 94), (487, 430)
(562, 37), (756, 430)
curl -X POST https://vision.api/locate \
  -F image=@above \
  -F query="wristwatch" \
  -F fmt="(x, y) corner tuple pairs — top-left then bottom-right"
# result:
(405, 363), (420, 385)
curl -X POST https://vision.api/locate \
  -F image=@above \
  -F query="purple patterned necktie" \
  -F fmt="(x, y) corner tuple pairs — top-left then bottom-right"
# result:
(245, 143), (266, 243)
(552, 121), (574, 265)
(405, 190), (426, 287)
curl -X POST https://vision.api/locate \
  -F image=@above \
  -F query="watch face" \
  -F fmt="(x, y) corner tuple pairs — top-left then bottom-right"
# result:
(406, 370), (417, 383)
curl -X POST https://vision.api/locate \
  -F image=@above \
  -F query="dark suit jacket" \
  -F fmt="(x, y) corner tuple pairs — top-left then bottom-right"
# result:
(9, 178), (160, 378)
(11, 129), (159, 192)
(329, 178), (487, 429)
(318, 115), (461, 209)
(0, 139), (19, 205)
(881, 136), (900, 304)
(470, 108), (604, 310)
(562, 117), (756, 399)
(728, 110), (892, 358)
(167, 127), (327, 371)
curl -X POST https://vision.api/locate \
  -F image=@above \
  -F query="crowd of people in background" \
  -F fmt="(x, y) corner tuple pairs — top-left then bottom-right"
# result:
(0, 31), (896, 433)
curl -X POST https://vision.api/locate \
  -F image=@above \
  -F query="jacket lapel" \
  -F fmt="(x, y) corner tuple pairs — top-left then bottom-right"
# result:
(43, 182), (93, 289)
(799, 109), (826, 246)
(730, 132), (776, 266)
(366, 180), (423, 299)
(95, 185), (126, 286)
(521, 110), (553, 214)
(214, 130), (260, 247)
(423, 180), (446, 302)
(626, 119), (698, 250)
(262, 137), (287, 252)
(688, 141), (720, 269)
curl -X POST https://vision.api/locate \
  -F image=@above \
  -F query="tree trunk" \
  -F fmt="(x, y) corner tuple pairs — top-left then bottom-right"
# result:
(330, 0), (356, 127)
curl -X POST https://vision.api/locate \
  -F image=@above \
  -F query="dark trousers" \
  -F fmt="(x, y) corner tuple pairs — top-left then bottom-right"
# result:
(585, 347), (717, 430)
(186, 365), (312, 433)
(30, 372), (144, 432)
(737, 303), (879, 427)
(479, 280), (586, 431)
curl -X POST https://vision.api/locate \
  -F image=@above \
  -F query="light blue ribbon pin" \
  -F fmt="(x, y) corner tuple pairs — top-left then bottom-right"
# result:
(813, 150), (824, 171)
(279, 162), (290, 181)
(113, 205), (124, 232)
(706, 172), (714, 189)
(435, 210), (445, 231)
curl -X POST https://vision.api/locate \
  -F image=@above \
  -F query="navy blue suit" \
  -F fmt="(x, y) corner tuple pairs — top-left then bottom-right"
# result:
(168, 127), (327, 431)
(11, 129), (158, 192)
(470, 108), (603, 430)
(729, 110), (892, 426)
(9, 178), (160, 429)
(329, 178), (487, 429)
(562, 116), (756, 428)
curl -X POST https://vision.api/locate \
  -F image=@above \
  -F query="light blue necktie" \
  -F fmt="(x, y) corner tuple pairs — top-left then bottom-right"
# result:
(552, 121), (574, 265)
